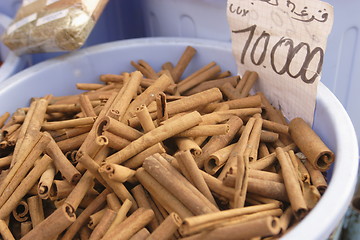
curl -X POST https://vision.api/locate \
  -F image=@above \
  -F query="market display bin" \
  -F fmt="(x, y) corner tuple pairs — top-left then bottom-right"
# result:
(0, 38), (357, 240)
(0, 12), (28, 83)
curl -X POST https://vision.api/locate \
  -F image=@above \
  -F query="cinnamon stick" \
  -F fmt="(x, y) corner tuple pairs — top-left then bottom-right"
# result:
(177, 65), (221, 94)
(37, 162), (56, 199)
(0, 113), (10, 128)
(20, 222), (32, 238)
(0, 154), (52, 219)
(106, 193), (121, 211)
(236, 70), (251, 92)
(289, 117), (334, 171)
(276, 147), (308, 218)
(239, 71), (258, 98)
(175, 150), (217, 206)
(129, 228), (150, 240)
(27, 196), (44, 227)
(62, 189), (109, 240)
(101, 163), (135, 183)
(131, 185), (160, 231)
(123, 74), (172, 121)
(46, 137), (81, 185)
(105, 199), (133, 236)
(21, 203), (76, 240)
(147, 212), (183, 240)
(123, 143), (166, 169)
(172, 46), (197, 83)
(196, 116), (243, 169)
(135, 168), (193, 219)
(180, 216), (280, 240)
(304, 160), (327, 194)
(79, 94), (97, 117)
(102, 208), (154, 240)
(41, 117), (95, 131)
(0, 219), (15, 240)
(185, 76), (238, 95)
(180, 203), (280, 236)
(88, 208), (116, 240)
(12, 200), (29, 222)
(106, 111), (202, 164)
(96, 116), (143, 141)
(143, 156), (214, 215)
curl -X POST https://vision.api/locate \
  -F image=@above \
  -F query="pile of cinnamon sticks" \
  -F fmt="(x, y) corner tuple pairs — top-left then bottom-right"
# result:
(0, 46), (334, 240)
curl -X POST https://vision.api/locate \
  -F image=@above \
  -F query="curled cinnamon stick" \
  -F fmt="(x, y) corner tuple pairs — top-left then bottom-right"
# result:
(0, 154), (52, 219)
(96, 116), (143, 141)
(62, 189), (109, 240)
(21, 203), (76, 240)
(101, 163), (135, 183)
(303, 160), (327, 194)
(289, 118), (334, 172)
(12, 200), (29, 222)
(46, 136), (81, 185)
(37, 162), (56, 199)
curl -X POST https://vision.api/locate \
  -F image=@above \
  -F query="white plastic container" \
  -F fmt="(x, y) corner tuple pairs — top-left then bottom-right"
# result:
(141, 0), (360, 154)
(0, 12), (28, 83)
(0, 38), (357, 239)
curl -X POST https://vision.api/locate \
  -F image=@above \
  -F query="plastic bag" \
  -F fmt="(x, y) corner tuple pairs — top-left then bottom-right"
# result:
(1, 0), (108, 55)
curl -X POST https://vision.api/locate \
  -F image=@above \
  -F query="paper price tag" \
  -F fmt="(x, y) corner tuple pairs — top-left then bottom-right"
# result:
(227, 0), (334, 125)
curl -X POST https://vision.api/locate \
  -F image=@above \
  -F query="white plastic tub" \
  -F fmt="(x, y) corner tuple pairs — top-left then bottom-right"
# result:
(0, 38), (357, 240)
(0, 13), (28, 83)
